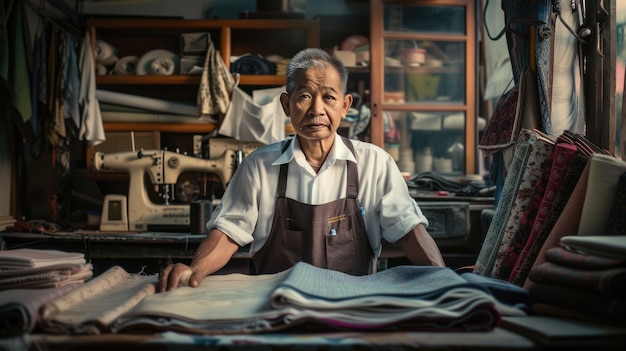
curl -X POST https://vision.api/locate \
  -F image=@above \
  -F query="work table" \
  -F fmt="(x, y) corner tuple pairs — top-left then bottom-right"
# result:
(2, 315), (626, 350)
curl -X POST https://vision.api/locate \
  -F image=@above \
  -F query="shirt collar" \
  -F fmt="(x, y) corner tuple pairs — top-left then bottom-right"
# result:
(272, 134), (357, 166)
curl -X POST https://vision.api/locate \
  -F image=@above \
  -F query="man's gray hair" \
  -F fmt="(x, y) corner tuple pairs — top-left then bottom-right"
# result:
(285, 48), (349, 96)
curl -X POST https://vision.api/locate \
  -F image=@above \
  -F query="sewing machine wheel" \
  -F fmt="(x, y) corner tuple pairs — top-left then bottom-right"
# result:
(175, 179), (202, 203)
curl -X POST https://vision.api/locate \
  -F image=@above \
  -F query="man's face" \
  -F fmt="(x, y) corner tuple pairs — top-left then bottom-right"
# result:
(281, 66), (352, 143)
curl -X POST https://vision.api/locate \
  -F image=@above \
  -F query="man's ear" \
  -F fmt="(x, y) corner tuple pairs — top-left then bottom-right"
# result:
(343, 93), (354, 118)
(280, 93), (291, 117)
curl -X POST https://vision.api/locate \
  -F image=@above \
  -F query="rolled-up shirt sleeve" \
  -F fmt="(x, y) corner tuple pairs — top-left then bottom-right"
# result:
(370, 152), (429, 245)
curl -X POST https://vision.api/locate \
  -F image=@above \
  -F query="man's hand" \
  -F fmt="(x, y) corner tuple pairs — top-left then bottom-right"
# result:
(158, 263), (203, 292)
(157, 229), (240, 292)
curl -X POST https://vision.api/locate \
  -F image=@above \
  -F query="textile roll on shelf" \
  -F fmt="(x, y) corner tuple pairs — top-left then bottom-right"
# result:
(96, 90), (199, 116)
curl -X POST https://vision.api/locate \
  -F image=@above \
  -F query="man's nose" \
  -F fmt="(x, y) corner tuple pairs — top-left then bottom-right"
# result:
(308, 96), (325, 116)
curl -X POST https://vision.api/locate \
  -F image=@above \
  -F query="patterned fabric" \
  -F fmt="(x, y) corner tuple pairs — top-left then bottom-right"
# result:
(523, 157), (592, 290)
(197, 38), (235, 117)
(511, 152), (589, 287)
(490, 131), (554, 279)
(474, 129), (535, 276)
(478, 83), (520, 155)
(492, 144), (554, 280)
(605, 172), (626, 235)
(535, 19), (553, 135)
(507, 142), (578, 283)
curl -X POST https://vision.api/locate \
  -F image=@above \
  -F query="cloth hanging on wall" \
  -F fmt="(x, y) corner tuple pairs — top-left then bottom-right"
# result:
(197, 39), (235, 118)
(8, 1), (33, 123)
(218, 85), (286, 145)
(499, 0), (552, 134)
(480, 68), (541, 161)
(78, 31), (105, 147)
(551, 3), (585, 135)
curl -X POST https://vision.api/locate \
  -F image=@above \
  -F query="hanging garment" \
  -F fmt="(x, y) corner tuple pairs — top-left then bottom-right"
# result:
(218, 85), (286, 145)
(252, 137), (374, 276)
(551, 2), (584, 135)
(9, 1), (32, 122)
(62, 35), (80, 129)
(479, 68), (541, 163)
(499, 0), (552, 134)
(197, 39), (235, 117)
(78, 31), (105, 147)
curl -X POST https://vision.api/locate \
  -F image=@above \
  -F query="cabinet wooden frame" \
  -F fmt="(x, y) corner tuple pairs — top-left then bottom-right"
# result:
(369, 0), (477, 174)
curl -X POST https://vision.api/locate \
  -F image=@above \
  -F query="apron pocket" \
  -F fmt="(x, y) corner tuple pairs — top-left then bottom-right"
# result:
(326, 229), (363, 275)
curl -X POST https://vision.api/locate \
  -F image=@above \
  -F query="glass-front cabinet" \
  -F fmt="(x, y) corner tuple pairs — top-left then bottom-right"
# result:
(370, 0), (477, 176)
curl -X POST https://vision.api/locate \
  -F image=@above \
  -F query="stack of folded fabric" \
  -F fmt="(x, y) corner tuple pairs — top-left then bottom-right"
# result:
(0, 248), (93, 336)
(526, 236), (626, 322)
(266, 54), (290, 76)
(0, 248), (92, 289)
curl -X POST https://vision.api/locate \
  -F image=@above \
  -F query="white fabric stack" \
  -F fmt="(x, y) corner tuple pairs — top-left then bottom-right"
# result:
(0, 249), (93, 290)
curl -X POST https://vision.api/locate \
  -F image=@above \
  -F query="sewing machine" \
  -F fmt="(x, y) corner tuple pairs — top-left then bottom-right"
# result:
(93, 148), (238, 232)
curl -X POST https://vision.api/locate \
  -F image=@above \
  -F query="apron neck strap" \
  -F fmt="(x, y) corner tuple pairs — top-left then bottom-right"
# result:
(277, 136), (359, 199)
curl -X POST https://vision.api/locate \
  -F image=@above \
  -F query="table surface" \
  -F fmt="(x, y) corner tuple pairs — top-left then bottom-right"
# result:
(3, 315), (626, 351)
(2, 233), (626, 350)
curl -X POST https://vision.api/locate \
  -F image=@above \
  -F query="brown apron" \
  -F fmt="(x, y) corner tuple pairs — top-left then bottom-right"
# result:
(252, 137), (375, 275)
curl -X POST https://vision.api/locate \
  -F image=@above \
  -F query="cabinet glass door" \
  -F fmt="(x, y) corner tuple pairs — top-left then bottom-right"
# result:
(372, 0), (476, 177)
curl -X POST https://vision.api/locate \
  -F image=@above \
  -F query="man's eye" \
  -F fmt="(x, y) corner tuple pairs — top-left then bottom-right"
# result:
(324, 95), (336, 101)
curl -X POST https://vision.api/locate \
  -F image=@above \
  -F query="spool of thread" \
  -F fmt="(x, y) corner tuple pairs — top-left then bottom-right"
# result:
(190, 200), (213, 235)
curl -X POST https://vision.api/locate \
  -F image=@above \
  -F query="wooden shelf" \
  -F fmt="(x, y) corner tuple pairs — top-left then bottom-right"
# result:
(103, 122), (216, 133)
(96, 74), (286, 86)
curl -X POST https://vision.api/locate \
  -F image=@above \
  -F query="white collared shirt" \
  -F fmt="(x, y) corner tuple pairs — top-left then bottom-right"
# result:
(209, 134), (429, 256)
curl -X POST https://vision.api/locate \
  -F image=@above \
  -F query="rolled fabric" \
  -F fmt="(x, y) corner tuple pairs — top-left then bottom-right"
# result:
(95, 39), (118, 66)
(96, 63), (108, 75)
(113, 56), (138, 75)
(96, 89), (198, 116)
(137, 49), (178, 75)
(150, 57), (175, 75)
(0, 283), (81, 336)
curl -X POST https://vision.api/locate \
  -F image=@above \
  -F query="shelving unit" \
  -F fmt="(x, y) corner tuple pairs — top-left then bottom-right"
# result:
(84, 18), (319, 133)
(86, 17), (320, 136)
(369, 0), (478, 175)
(85, 17), (319, 190)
